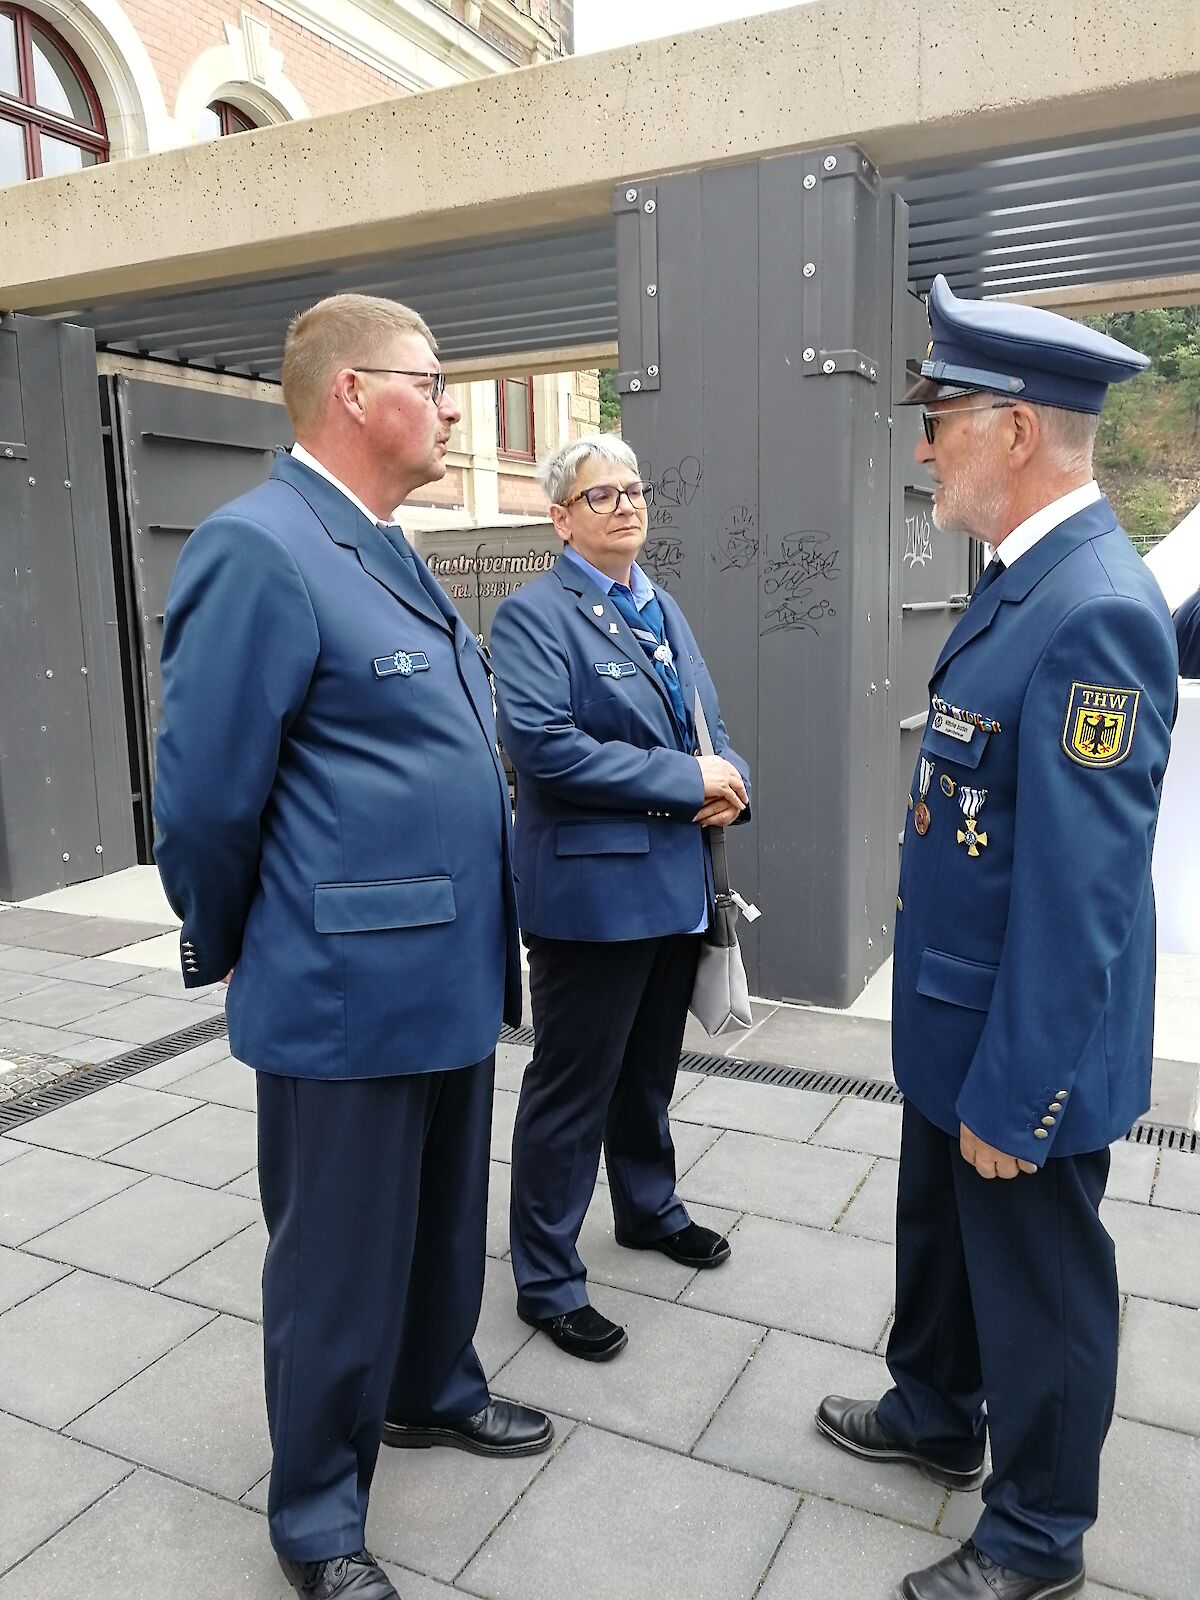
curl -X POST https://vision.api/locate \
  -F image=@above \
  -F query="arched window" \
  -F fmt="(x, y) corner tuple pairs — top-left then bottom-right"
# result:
(0, 4), (108, 185)
(198, 99), (257, 140)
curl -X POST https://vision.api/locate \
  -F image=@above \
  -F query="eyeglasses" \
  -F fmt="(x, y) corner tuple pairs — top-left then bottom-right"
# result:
(355, 368), (447, 404)
(563, 480), (647, 514)
(921, 401), (1014, 446)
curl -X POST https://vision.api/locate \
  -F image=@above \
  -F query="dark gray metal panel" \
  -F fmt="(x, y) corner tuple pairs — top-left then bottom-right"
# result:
(111, 379), (293, 802)
(0, 315), (134, 899)
(618, 151), (905, 1006)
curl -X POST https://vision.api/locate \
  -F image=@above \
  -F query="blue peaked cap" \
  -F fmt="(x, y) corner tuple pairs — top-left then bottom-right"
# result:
(899, 275), (1150, 414)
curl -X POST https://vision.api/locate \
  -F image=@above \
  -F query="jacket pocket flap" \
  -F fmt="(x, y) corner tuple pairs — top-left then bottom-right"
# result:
(555, 822), (651, 857)
(920, 724), (992, 771)
(314, 877), (456, 933)
(916, 947), (998, 1013)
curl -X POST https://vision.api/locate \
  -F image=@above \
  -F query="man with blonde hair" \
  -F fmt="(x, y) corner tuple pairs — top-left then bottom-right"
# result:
(155, 293), (551, 1600)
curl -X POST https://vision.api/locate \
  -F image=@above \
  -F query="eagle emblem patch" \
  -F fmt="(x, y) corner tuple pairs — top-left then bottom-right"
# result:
(1062, 682), (1140, 768)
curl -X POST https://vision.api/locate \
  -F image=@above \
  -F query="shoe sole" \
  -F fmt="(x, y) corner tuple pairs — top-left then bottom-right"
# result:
(381, 1422), (554, 1457)
(814, 1410), (985, 1492)
(899, 1569), (1084, 1599)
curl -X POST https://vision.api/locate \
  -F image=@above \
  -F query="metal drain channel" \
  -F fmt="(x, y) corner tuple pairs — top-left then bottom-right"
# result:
(1, 1014), (1196, 1155)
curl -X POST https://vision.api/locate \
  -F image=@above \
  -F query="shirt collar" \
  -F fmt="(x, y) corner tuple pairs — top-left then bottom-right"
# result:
(994, 480), (1102, 568)
(291, 443), (405, 533)
(561, 544), (655, 607)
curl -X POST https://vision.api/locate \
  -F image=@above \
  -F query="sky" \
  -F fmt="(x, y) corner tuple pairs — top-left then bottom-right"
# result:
(573, 0), (802, 55)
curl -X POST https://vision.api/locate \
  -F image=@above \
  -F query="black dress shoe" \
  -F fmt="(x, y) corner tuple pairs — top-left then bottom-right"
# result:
(518, 1302), (628, 1360)
(278, 1549), (399, 1598)
(815, 1395), (985, 1491)
(901, 1541), (1085, 1599)
(618, 1221), (731, 1268)
(382, 1398), (553, 1456)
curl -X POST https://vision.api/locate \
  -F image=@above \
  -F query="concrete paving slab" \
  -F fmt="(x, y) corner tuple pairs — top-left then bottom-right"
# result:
(493, 1281), (763, 1452)
(474, 1256), (535, 1382)
(1116, 1297), (1200, 1436)
(1104, 1197), (1200, 1308)
(69, 1313), (272, 1498)
(19, 867), (177, 925)
(490, 1089), (519, 1163)
(836, 1157), (899, 1245)
(0, 1147), (143, 1246)
(159, 1219), (265, 1322)
(681, 1215), (894, 1352)
(0, 1270), (210, 1428)
(71, 993), (201, 1043)
(105, 1102), (258, 1188)
(1152, 1148), (1200, 1214)
(0, 1409), (133, 1578)
(0, 1138), (28, 1167)
(728, 1008), (895, 1080)
(494, 1042), (532, 1092)
(276, 1414), (578, 1583)
(39, 956), (150, 988)
(669, 1068), (706, 1108)
(0, 1020), (88, 1056)
(1079, 1417), (1200, 1600)
(99, 931), (181, 969)
(224, 1168), (261, 1200)
(12, 1083), (198, 1158)
(694, 1329), (946, 1528)
(670, 1076), (832, 1142)
(486, 1159), (511, 1258)
(0, 1245), (69, 1316)
(53, 1036), (138, 1064)
(1105, 1140), (1159, 1205)
(166, 1053), (258, 1110)
(0, 974), (52, 1005)
(810, 1097), (904, 1159)
(758, 1495), (955, 1600)
(1147, 1059), (1199, 1130)
(0, 1467), (279, 1600)
(23, 1173), (259, 1289)
(0, 980), (134, 1029)
(118, 970), (223, 1001)
(668, 1117), (722, 1176)
(577, 1196), (739, 1301)
(0, 946), (66, 975)
(460, 1423), (796, 1600)
(125, 1038), (235, 1089)
(682, 1001), (779, 1058)
(679, 1130), (873, 1229)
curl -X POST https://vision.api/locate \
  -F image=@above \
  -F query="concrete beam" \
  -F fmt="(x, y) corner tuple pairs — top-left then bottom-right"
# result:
(1001, 274), (1200, 314)
(2, 0), (1198, 313)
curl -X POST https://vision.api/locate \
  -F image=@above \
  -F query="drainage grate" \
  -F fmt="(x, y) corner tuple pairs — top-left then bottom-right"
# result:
(0, 1014), (1194, 1156)
(0, 1013), (230, 1135)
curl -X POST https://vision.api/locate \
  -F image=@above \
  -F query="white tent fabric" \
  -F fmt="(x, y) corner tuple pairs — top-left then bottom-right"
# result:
(1144, 499), (1200, 613)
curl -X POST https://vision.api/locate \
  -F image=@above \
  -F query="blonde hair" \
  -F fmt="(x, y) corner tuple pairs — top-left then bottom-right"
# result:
(281, 293), (437, 434)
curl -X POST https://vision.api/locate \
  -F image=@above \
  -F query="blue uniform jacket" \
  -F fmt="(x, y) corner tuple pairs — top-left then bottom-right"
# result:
(153, 452), (521, 1079)
(490, 553), (750, 941)
(1174, 582), (1200, 677)
(894, 497), (1178, 1163)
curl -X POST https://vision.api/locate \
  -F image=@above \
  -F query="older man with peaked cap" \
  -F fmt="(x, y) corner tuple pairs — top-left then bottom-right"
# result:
(816, 279), (1178, 1600)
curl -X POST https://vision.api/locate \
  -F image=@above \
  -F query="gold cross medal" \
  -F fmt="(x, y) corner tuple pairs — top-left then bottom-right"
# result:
(913, 756), (934, 836)
(956, 786), (988, 857)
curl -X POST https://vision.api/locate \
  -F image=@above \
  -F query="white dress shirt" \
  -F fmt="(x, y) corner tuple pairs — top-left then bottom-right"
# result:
(993, 480), (1102, 568)
(291, 443), (405, 533)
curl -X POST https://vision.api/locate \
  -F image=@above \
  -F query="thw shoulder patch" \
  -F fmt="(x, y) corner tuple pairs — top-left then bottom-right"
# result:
(1062, 681), (1140, 768)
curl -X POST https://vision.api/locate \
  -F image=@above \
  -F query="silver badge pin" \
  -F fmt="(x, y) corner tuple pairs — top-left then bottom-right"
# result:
(610, 622), (618, 633)
(593, 604), (604, 616)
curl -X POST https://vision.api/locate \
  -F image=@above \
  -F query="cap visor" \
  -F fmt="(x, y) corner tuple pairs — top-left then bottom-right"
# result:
(897, 374), (977, 406)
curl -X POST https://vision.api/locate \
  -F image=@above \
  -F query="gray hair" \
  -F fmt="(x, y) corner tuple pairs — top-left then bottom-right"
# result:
(538, 435), (640, 505)
(974, 399), (1098, 474)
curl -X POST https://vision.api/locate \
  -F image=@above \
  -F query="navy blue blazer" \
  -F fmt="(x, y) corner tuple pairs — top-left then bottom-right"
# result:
(153, 452), (521, 1079)
(490, 553), (749, 941)
(1174, 582), (1200, 677)
(893, 496), (1178, 1162)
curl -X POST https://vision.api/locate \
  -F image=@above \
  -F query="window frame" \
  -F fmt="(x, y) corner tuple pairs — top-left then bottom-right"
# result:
(207, 99), (257, 137)
(496, 374), (536, 461)
(0, 4), (108, 182)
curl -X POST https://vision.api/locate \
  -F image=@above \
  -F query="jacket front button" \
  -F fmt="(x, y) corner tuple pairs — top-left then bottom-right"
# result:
(1034, 1128), (1049, 1139)
(896, 895), (903, 911)
(1041, 1116), (1056, 1127)
(1055, 1089), (1068, 1099)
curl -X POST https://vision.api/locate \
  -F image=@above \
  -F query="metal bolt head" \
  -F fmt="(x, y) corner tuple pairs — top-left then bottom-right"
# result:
(646, 364), (659, 377)
(803, 262), (816, 278)
(643, 199), (656, 214)
(823, 155), (837, 171)
(803, 173), (816, 190)
(803, 347), (816, 362)
(3, 447), (12, 458)
(62, 852), (70, 862)
(629, 378), (642, 392)
(822, 359), (836, 374)
(80, 666), (88, 675)
(625, 187), (638, 202)
(63, 479), (71, 488)
(646, 283), (657, 296)
(96, 844), (103, 854)
(869, 367), (877, 380)
(28, 475), (35, 486)
(882, 925), (888, 937)
(45, 668), (53, 679)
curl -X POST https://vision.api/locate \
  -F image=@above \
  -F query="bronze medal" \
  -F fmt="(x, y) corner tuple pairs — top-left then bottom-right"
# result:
(913, 801), (930, 836)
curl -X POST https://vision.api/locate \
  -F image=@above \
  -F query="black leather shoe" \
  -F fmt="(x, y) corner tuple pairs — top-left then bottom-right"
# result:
(278, 1549), (399, 1598)
(518, 1302), (628, 1360)
(382, 1398), (553, 1456)
(901, 1541), (1085, 1599)
(815, 1395), (985, 1491)
(618, 1221), (731, 1268)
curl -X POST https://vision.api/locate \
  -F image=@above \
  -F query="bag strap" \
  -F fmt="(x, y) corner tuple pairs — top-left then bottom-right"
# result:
(693, 689), (733, 901)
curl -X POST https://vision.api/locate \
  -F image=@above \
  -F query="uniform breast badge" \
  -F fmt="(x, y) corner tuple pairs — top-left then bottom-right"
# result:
(914, 756), (934, 836)
(956, 787), (988, 856)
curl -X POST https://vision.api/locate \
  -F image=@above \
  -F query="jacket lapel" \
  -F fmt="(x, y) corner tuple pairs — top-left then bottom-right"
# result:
(931, 497), (1118, 680)
(553, 554), (677, 721)
(271, 453), (450, 635)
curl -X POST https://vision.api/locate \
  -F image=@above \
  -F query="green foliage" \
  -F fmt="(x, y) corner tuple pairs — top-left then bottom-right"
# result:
(1121, 482), (1174, 551)
(598, 368), (621, 430)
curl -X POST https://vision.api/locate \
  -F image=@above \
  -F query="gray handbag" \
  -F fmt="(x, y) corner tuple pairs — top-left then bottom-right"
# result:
(688, 691), (759, 1036)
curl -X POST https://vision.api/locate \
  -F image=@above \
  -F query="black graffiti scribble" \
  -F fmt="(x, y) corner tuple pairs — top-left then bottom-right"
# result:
(718, 503), (758, 570)
(640, 535), (685, 587)
(760, 530), (841, 637)
(643, 456), (703, 510)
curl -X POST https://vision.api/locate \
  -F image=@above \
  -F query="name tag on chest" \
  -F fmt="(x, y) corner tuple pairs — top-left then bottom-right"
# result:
(932, 711), (975, 743)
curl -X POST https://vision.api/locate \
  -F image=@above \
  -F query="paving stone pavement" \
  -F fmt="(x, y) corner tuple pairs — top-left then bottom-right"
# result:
(0, 943), (1196, 1598)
